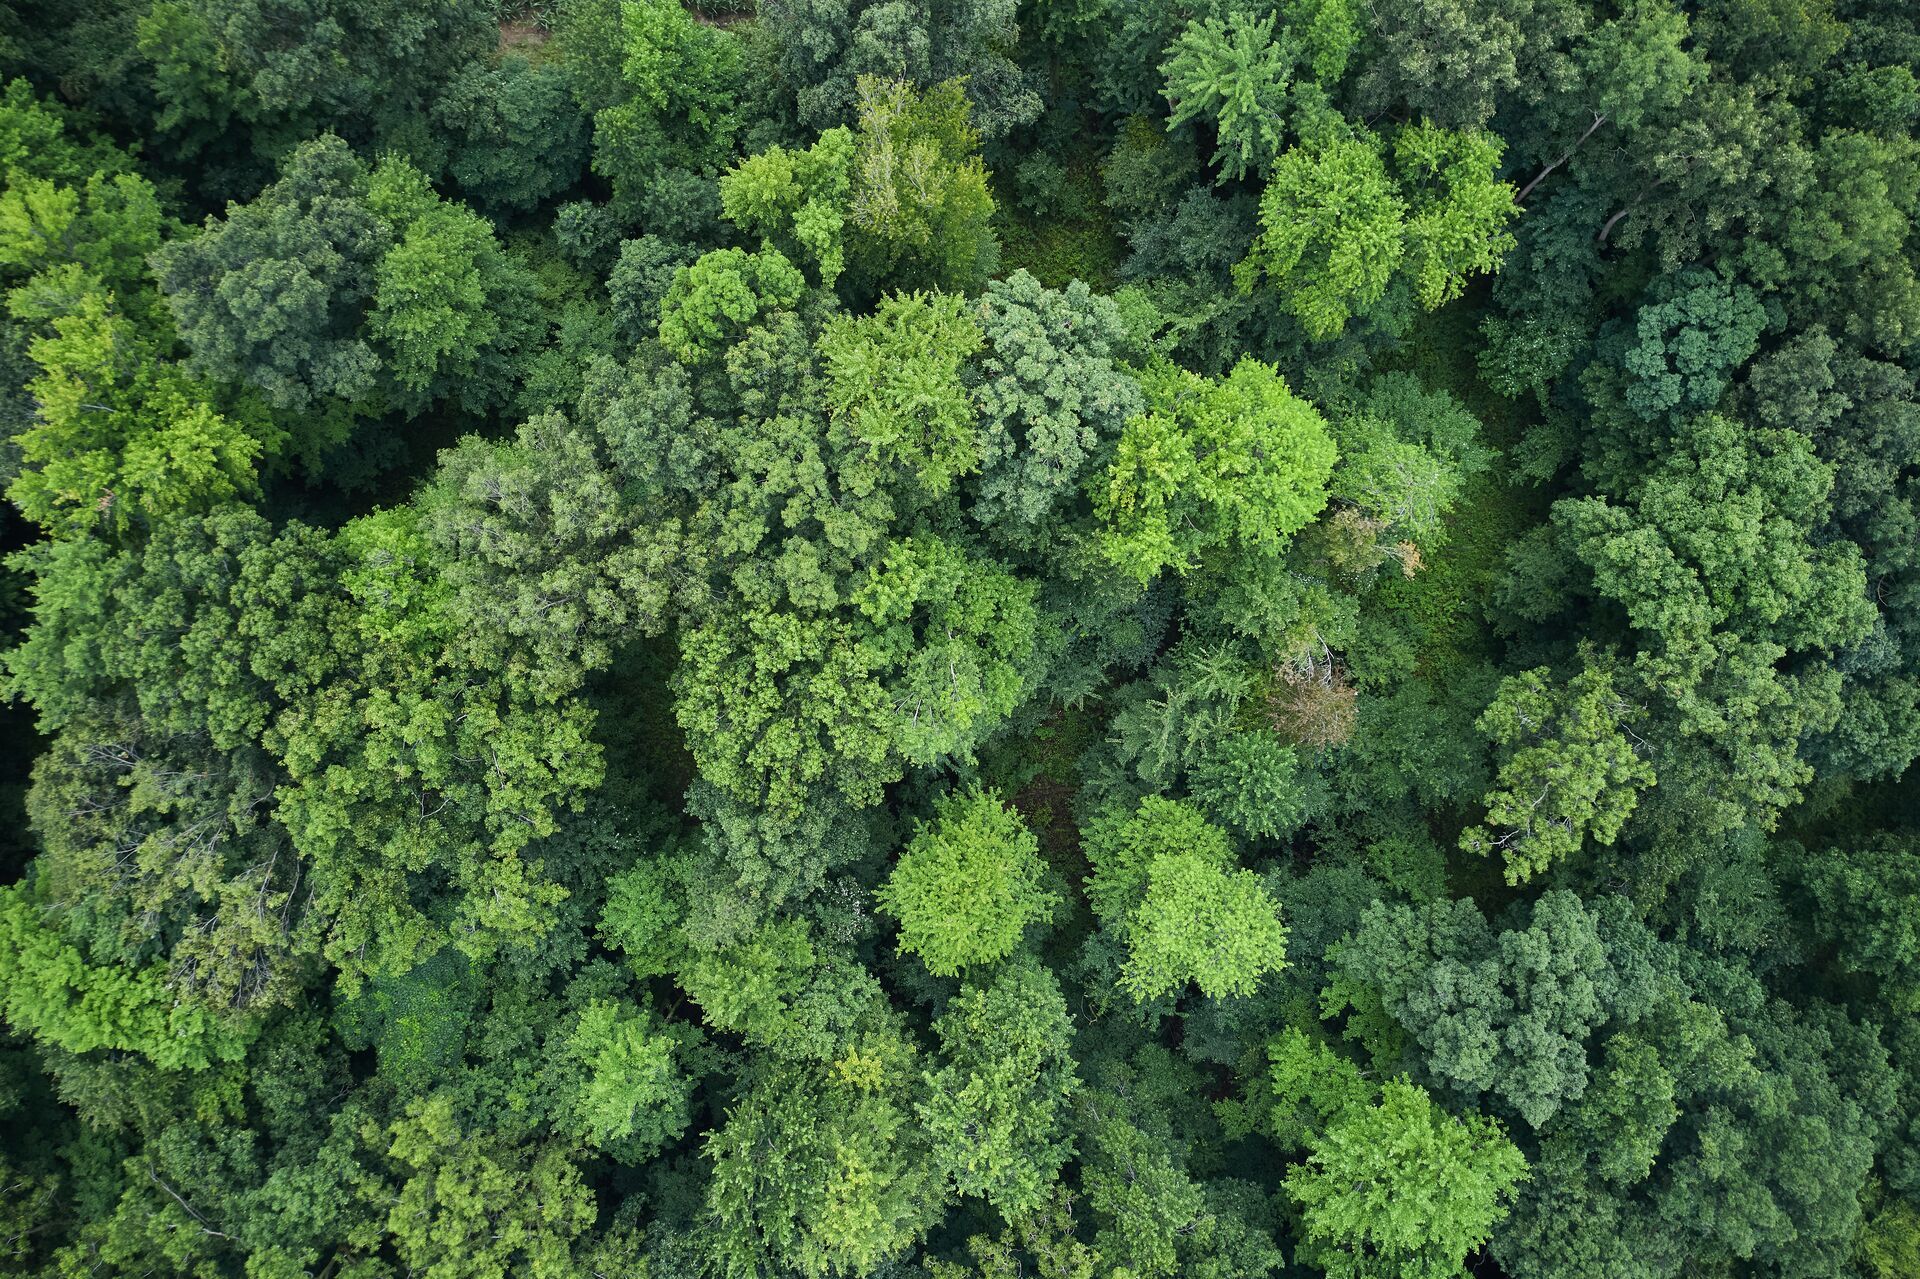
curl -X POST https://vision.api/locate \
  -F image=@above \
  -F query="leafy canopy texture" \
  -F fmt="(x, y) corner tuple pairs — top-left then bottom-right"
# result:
(878, 788), (1057, 976)
(1098, 357), (1336, 582)
(1287, 1079), (1528, 1279)
(1085, 797), (1289, 1001)
(4, 13), (1920, 1279)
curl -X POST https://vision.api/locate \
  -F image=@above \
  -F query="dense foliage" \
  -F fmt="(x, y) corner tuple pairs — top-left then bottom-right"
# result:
(0, 1), (1916, 1277)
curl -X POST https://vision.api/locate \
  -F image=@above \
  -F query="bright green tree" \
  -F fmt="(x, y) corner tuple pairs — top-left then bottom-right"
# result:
(1097, 357), (1335, 582)
(560, 999), (695, 1156)
(819, 290), (983, 497)
(878, 788), (1056, 976)
(382, 1092), (597, 1279)
(1287, 1079), (1527, 1279)
(1084, 797), (1287, 1002)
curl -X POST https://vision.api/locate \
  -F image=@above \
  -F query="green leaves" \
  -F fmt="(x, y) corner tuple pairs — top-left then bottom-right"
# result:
(0, 881), (256, 1072)
(1084, 797), (1287, 1002)
(424, 413), (677, 700)
(1239, 125), (1516, 337)
(678, 536), (1038, 814)
(721, 125), (857, 287)
(705, 1031), (945, 1279)
(382, 1093), (596, 1279)
(820, 291), (983, 497)
(8, 284), (270, 537)
(567, 0), (745, 218)
(1395, 122), (1520, 309)
(1238, 134), (1406, 338)
(1460, 661), (1655, 883)
(676, 607), (897, 813)
(715, 77), (997, 300)
(1161, 12), (1297, 182)
(364, 157), (525, 411)
(561, 999), (694, 1155)
(0, 170), (168, 300)
(878, 788), (1056, 976)
(854, 536), (1040, 764)
(845, 78), (998, 296)
(1550, 413), (1875, 837)
(921, 959), (1079, 1214)
(1159, 0), (1362, 181)
(657, 246), (806, 363)
(1123, 851), (1290, 1001)
(1328, 892), (1627, 1129)
(1618, 268), (1768, 420)
(1286, 1079), (1527, 1279)
(155, 136), (531, 419)
(1098, 357), (1335, 581)
(972, 269), (1143, 539)
(1267, 1027), (1374, 1151)
(154, 134), (388, 412)
(1803, 834), (1920, 1001)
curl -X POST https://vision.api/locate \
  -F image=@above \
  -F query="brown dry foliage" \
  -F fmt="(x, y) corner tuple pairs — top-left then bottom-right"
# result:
(1266, 650), (1358, 749)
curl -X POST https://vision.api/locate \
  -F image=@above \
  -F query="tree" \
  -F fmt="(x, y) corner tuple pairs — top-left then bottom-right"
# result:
(155, 135), (531, 418)
(362, 155), (533, 413)
(921, 959), (1079, 1215)
(382, 1092), (596, 1279)
(758, 0), (1039, 139)
(1395, 122), (1520, 309)
(1550, 413), (1875, 839)
(674, 606), (897, 813)
(819, 290), (982, 497)
(0, 877), (256, 1071)
(607, 233), (699, 343)
(1237, 134), (1405, 339)
(1615, 267), (1769, 421)
(1802, 834), (1920, 1000)
(1238, 124), (1517, 337)
(718, 77), (997, 299)
(1159, 12), (1298, 182)
(559, 998), (695, 1156)
(1187, 732), (1309, 841)
(7, 281), (272, 537)
(844, 77), (998, 295)
(1286, 1079), (1527, 1279)
(175, 505), (607, 985)
(1076, 1051), (1285, 1279)
(878, 788), (1057, 976)
(1459, 660), (1656, 884)
(1327, 892), (1628, 1129)
(153, 133), (388, 411)
(1326, 385), (1487, 550)
(854, 536), (1040, 764)
(433, 54), (590, 216)
(1122, 851), (1289, 1001)
(656, 246), (806, 364)
(969, 270), (1143, 542)
(1350, 0), (1583, 128)
(423, 412), (677, 701)
(704, 1029), (946, 1279)
(569, 0), (746, 221)
(162, 0), (494, 159)
(1266, 1026), (1375, 1151)
(1083, 797), (1287, 1002)
(719, 122), (859, 287)
(1773, 128), (1920, 356)
(0, 168), (169, 302)
(1096, 358), (1335, 582)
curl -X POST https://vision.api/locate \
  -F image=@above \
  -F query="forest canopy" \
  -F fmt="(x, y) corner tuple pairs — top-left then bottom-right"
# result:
(0, 1), (1917, 1278)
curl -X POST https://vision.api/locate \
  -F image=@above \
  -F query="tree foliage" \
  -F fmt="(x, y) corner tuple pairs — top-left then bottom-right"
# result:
(3, 10), (1919, 1279)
